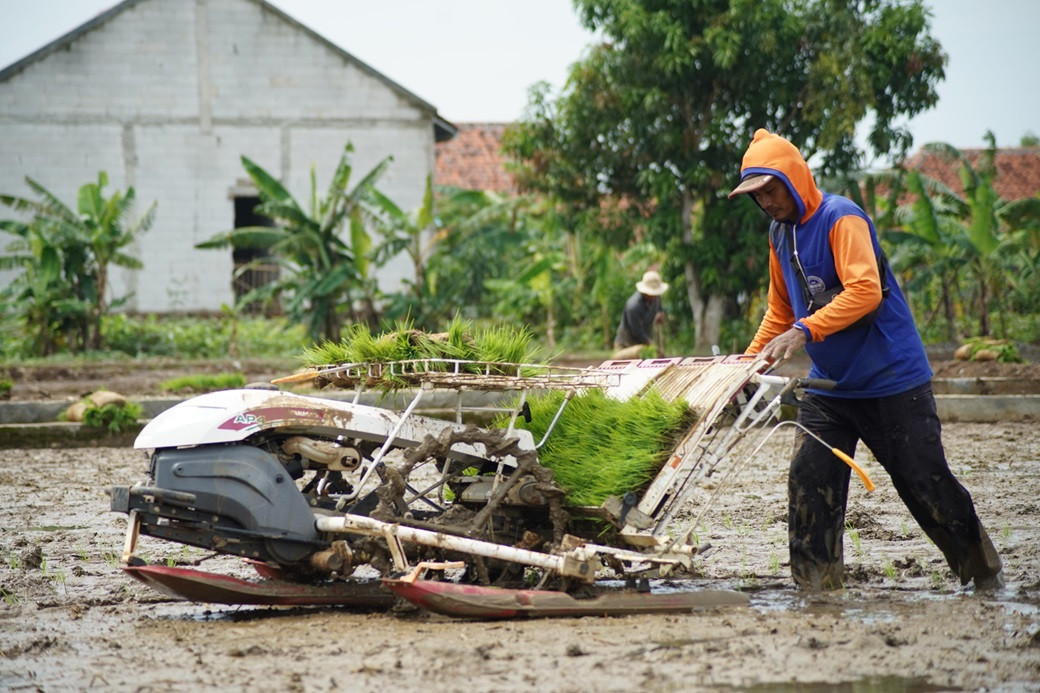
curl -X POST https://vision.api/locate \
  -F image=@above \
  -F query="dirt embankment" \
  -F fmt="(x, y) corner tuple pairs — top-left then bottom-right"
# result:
(2, 423), (1038, 691)
(0, 358), (297, 403)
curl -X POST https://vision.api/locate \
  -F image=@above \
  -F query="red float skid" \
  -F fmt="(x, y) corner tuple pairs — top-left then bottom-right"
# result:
(123, 565), (749, 619)
(123, 565), (395, 607)
(382, 578), (749, 619)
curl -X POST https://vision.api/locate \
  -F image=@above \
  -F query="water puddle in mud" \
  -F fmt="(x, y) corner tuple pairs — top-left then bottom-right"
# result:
(2, 525), (89, 532)
(733, 676), (959, 692)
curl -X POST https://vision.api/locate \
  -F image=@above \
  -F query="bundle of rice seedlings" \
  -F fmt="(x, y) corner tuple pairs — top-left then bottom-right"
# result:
(299, 317), (548, 387)
(472, 324), (544, 375)
(413, 314), (477, 363)
(503, 389), (697, 507)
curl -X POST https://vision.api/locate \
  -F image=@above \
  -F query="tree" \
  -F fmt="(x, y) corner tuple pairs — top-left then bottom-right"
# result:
(197, 143), (395, 343)
(504, 0), (945, 350)
(0, 172), (155, 352)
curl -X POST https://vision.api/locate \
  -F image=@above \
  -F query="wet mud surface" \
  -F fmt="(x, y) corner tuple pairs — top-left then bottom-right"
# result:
(2, 423), (1039, 691)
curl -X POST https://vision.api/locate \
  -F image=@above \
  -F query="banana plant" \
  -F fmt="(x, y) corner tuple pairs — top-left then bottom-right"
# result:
(913, 133), (1040, 336)
(0, 172), (154, 352)
(197, 143), (395, 342)
(873, 132), (1040, 337)
(372, 174), (442, 322)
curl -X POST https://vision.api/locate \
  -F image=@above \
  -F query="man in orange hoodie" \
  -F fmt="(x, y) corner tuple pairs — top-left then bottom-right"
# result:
(729, 129), (1003, 591)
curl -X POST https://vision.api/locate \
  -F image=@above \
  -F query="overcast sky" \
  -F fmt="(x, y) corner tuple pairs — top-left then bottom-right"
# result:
(2, 0), (1036, 153)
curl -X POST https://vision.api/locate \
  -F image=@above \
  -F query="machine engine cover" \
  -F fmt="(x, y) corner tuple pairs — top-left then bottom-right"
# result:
(152, 445), (320, 563)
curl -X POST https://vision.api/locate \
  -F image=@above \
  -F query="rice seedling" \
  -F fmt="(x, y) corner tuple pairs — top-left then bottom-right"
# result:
(51, 567), (68, 594)
(769, 553), (781, 575)
(502, 388), (697, 507)
(300, 338), (352, 367)
(1002, 523), (1012, 540)
(472, 324), (541, 372)
(98, 542), (120, 568)
(445, 314), (477, 360)
(739, 547), (752, 580)
(846, 524), (862, 557)
(1, 588), (18, 606)
(883, 561), (897, 580)
(413, 314), (476, 364)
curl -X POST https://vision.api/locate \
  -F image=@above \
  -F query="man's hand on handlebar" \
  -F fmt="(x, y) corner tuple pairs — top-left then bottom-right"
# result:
(760, 326), (807, 362)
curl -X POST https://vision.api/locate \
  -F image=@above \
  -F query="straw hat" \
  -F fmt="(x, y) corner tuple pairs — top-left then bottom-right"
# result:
(635, 270), (669, 296)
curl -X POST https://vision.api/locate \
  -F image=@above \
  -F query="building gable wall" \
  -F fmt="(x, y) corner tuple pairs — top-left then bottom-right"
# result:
(0, 0), (436, 313)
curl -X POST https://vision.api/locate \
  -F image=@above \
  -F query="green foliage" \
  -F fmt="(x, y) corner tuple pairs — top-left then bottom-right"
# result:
(98, 314), (306, 359)
(82, 401), (143, 433)
(0, 172), (155, 354)
(160, 373), (247, 394)
(505, 389), (697, 506)
(870, 132), (1040, 340)
(0, 378), (11, 398)
(196, 143), (397, 343)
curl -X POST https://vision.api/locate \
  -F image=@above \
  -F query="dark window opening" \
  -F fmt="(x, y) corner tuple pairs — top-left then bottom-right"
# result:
(232, 196), (280, 314)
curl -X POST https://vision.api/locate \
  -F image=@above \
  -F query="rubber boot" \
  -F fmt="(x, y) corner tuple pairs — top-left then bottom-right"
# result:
(790, 558), (844, 591)
(963, 522), (1004, 590)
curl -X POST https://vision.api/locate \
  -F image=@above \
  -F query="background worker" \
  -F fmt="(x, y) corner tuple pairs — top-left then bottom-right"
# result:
(613, 269), (668, 359)
(729, 128), (1003, 591)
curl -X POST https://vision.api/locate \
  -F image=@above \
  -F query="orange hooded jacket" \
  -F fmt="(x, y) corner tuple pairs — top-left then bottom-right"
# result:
(741, 129), (884, 352)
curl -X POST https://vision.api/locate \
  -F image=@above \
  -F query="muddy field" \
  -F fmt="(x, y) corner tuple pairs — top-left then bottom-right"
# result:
(2, 420), (1038, 692)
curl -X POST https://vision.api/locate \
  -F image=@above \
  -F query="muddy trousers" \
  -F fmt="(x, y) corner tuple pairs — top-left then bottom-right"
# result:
(788, 382), (1002, 590)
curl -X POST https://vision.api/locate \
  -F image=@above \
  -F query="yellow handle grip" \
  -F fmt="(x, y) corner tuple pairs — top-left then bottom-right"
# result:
(830, 447), (875, 493)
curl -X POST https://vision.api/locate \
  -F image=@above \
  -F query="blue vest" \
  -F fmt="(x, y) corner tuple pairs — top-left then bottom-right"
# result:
(768, 193), (932, 397)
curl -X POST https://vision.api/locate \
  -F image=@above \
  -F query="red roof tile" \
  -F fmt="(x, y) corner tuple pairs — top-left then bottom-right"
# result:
(434, 123), (514, 193)
(903, 148), (1040, 200)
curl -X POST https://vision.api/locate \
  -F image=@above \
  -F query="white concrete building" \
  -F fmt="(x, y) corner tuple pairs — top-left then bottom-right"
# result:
(0, 0), (455, 312)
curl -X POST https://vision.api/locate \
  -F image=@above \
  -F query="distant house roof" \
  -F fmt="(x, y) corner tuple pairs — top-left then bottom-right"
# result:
(434, 123), (514, 192)
(0, 0), (457, 142)
(903, 147), (1040, 201)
